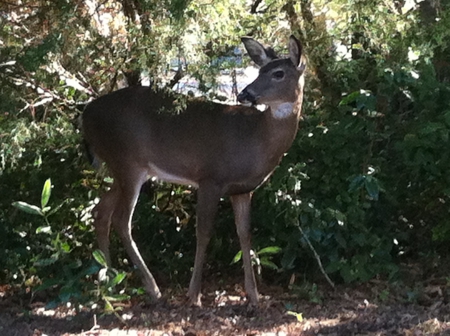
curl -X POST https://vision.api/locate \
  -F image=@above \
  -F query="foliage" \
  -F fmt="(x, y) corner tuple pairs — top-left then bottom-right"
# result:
(92, 250), (130, 315)
(10, 178), (99, 306)
(1, 0), (450, 308)
(231, 245), (282, 276)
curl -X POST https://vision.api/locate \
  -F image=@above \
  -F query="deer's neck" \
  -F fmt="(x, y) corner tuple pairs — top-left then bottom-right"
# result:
(268, 102), (294, 119)
(267, 86), (303, 120)
(268, 101), (302, 119)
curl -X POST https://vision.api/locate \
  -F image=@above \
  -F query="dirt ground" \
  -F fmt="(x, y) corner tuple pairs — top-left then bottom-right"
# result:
(1, 278), (450, 336)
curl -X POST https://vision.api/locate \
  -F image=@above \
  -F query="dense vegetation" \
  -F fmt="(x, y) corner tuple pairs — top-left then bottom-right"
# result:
(1, 0), (450, 307)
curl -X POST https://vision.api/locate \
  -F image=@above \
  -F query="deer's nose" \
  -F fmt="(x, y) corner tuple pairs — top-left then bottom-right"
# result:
(237, 88), (257, 105)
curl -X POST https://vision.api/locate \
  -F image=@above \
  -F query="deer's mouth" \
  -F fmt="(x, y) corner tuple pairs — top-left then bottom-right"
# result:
(237, 89), (259, 106)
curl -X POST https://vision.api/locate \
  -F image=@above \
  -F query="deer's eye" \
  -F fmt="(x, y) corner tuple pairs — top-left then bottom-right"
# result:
(273, 70), (285, 79)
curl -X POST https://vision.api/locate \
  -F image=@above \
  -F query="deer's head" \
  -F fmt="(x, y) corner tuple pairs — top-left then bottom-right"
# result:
(238, 36), (306, 118)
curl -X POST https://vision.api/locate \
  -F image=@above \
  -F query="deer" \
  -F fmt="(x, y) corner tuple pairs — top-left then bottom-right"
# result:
(82, 35), (306, 307)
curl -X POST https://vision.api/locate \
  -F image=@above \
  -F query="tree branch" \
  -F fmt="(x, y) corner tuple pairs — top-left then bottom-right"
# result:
(250, 0), (263, 13)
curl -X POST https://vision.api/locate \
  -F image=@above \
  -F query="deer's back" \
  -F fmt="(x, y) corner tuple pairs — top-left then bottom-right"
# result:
(82, 86), (298, 194)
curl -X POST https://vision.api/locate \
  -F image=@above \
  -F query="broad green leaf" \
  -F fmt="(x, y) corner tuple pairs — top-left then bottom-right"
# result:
(103, 177), (114, 183)
(258, 246), (282, 255)
(12, 201), (44, 216)
(339, 91), (360, 106)
(260, 258), (279, 270)
(60, 242), (71, 253)
(231, 250), (242, 264)
(110, 272), (127, 287)
(104, 300), (114, 312)
(41, 178), (52, 208)
(93, 249), (108, 267)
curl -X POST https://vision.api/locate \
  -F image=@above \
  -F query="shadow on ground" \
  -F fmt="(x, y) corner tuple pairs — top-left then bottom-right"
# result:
(1, 280), (450, 335)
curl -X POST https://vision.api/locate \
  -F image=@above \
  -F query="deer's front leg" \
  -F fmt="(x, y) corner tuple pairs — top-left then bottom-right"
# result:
(92, 184), (119, 266)
(187, 182), (221, 306)
(231, 192), (259, 306)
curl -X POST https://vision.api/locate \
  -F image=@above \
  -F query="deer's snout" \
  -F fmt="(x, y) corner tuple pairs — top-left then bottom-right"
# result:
(237, 88), (258, 106)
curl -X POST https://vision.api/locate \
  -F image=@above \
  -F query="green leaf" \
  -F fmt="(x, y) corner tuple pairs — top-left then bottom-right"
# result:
(339, 91), (360, 106)
(231, 250), (242, 264)
(45, 300), (61, 310)
(104, 300), (114, 312)
(93, 250), (108, 267)
(12, 201), (44, 216)
(281, 251), (296, 270)
(42, 206), (52, 213)
(260, 258), (279, 270)
(419, 122), (445, 136)
(36, 226), (52, 234)
(348, 175), (365, 192)
(352, 233), (367, 247)
(83, 263), (102, 276)
(258, 246), (282, 255)
(34, 255), (59, 267)
(340, 264), (355, 283)
(34, 278), (61, 292)
(325, 259), (343, 273)
(334, 210), (346, 225)
(364, 176), (380, 200)
(443, 111), (450, 127)
(110, 272), (127, 287)
(41, 178), (52, 209)
(47, 200), (67, 217)
(60, 242), (71, 253)
(104, 294), (130, 302)
(335, 232), (347, 248)
(287, 311), (303, 322)
(59, 285), (81, 303)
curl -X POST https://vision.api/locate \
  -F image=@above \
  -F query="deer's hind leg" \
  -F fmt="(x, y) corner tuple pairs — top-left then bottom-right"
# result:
(110, 169), (162, 301)
(231, 192), (258, 306)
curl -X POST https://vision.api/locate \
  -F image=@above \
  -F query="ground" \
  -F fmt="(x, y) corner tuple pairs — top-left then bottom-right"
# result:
(1, 277), (450, 336)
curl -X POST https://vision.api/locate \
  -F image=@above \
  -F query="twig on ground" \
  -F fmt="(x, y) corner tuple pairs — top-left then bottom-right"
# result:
(296, 220), (335, 289)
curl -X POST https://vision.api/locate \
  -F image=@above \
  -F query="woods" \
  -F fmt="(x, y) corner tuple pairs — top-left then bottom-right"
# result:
(1, 0), (450, 334)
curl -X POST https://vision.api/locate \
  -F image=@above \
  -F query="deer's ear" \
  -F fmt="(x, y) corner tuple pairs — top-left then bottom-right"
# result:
(241, 37), (276, 67)
(288, 35), (304, 68)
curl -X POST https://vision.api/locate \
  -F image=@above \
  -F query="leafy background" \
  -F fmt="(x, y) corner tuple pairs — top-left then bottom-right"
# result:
(1, 0), (450, 306)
